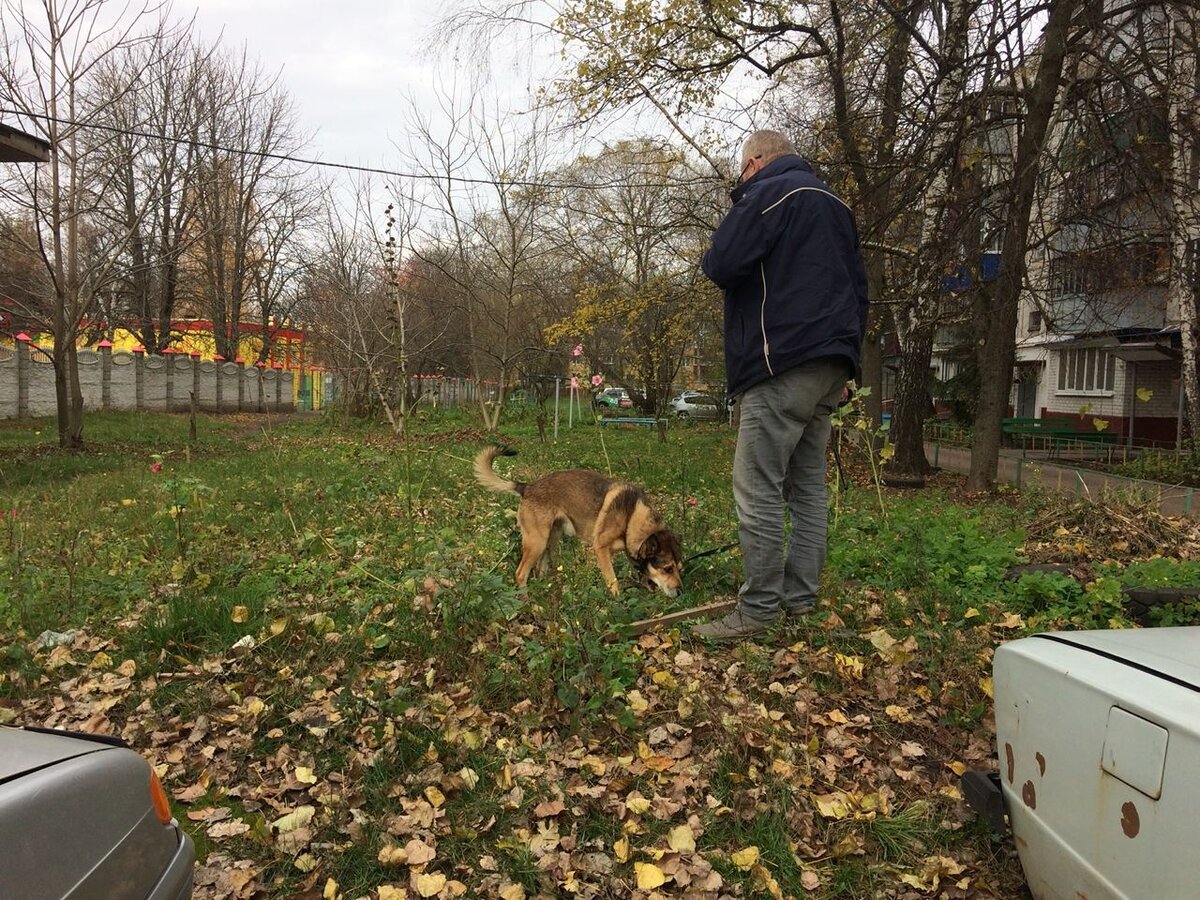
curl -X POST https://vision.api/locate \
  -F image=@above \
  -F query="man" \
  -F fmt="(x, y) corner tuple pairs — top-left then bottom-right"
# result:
(694, 130), (868, 640)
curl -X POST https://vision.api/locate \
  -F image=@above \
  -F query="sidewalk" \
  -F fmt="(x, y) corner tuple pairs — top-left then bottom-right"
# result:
(925, 441), (1200, 519)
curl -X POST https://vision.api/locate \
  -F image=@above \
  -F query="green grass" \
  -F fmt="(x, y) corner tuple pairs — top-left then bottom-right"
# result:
(0, 409), (1064, 897)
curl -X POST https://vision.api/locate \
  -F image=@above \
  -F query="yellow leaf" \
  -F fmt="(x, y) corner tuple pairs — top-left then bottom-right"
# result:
(378, 845), (407, 865)
(996, 612), (1025, 629)
(295, 766), (318, 785)
(626, 690), (649, 712)
(751, 863), (784, 900)
(90, 651), (113, 669)
(270, 617), (290, 636)
(625, 796), (651, 815)
(667, 824), (696, 853)
(273, 805), (316, 833)
(634, 862), (667, 889)
(498, 886), (525, 900)
(814, 793), (851, 819)
(978, 676), (993, 698)
(293, 853), (317, 872)
(613, 836), (631, 863)
(116, 659), (137, 677)
(378, 887), (408, 900)
(651, 670), (677, 688)
(231, 605), (250, 623)
(731, 846), (760, 870)
(885, 704), (913, 723)
(963, 607), (980, 619)
(424, 786), (446, 807)
(948, 761), (968, 776)
(415, 873), (446, 897)
(834, 653), (864, 680)
(1137, 387), (1153, 402)
(323, 878), (340, 900)
(1093, 417), (1109, 432)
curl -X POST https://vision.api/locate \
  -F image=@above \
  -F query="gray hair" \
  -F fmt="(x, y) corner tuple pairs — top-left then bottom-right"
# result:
(741, 130), (797, 167)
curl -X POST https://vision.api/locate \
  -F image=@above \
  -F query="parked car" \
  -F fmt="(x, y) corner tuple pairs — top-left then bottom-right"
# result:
(670, 391), (719, 419)
(0, 725), (195, 899)
(595, 387), (633, 409)
(962, 626), (1200, 899)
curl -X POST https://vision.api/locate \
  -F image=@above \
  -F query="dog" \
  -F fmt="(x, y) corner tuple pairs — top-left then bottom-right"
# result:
(473, 445), (683, 597)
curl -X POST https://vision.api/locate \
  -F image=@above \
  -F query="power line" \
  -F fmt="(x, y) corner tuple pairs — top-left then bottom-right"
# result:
(1, 108), (727, 193)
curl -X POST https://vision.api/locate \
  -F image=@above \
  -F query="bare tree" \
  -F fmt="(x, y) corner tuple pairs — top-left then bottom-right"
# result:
(402, 90), (559, 431)
(0, 0), (180, 447)
(186, 47), (308, 361)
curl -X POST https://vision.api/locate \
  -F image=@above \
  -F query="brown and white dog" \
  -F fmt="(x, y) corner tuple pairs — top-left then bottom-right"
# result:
(473, 446), (683, 597)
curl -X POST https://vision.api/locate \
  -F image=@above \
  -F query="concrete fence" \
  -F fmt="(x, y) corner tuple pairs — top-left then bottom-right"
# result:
(0, 342), (294, 419)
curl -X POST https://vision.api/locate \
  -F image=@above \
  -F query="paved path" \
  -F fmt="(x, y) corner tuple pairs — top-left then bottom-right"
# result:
(925, 441), (1200, 518)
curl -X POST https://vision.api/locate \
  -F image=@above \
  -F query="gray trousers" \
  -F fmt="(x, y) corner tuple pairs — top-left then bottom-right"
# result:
(732, 358), (850, 622)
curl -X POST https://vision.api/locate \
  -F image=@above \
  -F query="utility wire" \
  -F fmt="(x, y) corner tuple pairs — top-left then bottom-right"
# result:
(1, 108), (728, 193)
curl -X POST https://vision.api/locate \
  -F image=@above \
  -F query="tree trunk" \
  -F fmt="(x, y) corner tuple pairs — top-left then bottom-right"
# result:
(860, 254), (886, 427)
(968, 0), (1081, 490)
(891, 319), (936, 475)
(1169, 6), (1200, 437)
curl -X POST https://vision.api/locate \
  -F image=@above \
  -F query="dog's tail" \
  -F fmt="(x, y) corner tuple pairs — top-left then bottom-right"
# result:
(473, 445), (525, 496)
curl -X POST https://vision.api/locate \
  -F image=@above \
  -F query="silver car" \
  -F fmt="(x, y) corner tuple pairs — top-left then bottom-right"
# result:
(670, 391), (720, 419)
(0, 726), (195, 899)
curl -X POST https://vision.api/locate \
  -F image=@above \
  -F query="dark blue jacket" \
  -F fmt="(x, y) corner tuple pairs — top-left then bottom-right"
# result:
(702, 155), (868, 397)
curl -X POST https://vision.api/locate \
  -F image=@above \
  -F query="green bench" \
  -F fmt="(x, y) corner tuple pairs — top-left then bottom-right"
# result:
(1002, 417), (1118, 453)
(599, 417), (664, 428)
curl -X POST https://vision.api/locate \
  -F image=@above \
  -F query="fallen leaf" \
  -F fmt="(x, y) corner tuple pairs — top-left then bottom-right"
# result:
(231, 605), (250, 623)
(634, 862), (667, 889)
(415, 872), (446, 897)
(731, 846), (760, 870)
(667, 824), (696, 853)
(295, 766), (318, 785)
(403, 839), (436, 866)
(533, 798), (565, 818)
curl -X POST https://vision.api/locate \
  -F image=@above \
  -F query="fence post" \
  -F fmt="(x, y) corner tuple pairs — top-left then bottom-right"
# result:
(15, 332), (31, 418)
(133, 345), (145, 410)
(191, 352), (201, 411)
(163, 348), (176, 411)
(98, 339), (113, 410)
(236, 358), (246, 411)
(214, 355), (224, 409)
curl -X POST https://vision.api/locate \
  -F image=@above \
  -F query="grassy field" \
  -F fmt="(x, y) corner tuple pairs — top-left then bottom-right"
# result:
(3, 408), (1199, 899)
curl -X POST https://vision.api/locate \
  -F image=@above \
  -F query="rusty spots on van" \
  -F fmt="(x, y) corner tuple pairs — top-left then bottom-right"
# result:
(1036, 752), (1046, 776)
(1021, 780), (1037, 809)
(1005, 743), (1015, 784)
(1121, 801), (1140, 838)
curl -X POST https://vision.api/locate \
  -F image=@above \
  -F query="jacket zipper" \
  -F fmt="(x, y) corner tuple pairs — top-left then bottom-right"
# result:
(759, 262), (774, 375)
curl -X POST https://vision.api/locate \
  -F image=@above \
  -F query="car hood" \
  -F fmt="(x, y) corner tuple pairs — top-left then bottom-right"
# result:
(0, 726), (110, 783)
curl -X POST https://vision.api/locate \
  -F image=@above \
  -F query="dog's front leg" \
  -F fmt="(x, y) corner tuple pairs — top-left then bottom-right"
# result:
(594, 545), (621, 596)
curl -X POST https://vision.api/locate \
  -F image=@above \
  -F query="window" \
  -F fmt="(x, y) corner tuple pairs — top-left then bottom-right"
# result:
(1057, 347), (1116, 394)
(1028, 310), (1043, 333)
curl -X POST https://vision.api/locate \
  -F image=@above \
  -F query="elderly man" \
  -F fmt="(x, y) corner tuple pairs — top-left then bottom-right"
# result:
(694, 130), (868, 640)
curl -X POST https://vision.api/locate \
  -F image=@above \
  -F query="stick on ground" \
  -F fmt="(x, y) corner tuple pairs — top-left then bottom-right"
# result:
(625, 599), (737, 636)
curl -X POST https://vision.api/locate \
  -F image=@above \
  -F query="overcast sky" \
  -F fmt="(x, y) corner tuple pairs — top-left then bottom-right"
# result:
(187, 0), (549, 180)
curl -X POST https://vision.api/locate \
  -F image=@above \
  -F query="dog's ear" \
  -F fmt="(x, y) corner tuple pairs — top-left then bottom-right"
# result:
(640, 533), (659, 558)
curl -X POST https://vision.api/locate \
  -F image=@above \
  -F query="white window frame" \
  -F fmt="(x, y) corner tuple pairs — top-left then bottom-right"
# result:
(1057, 347), (1116, 396)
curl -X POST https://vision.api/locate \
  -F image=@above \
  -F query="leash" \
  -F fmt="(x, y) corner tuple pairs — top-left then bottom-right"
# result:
(685, 541), (738, 563)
